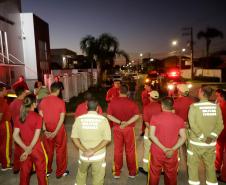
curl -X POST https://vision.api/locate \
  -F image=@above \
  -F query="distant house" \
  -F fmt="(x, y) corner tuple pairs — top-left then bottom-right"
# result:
(50, 48), (96, 69)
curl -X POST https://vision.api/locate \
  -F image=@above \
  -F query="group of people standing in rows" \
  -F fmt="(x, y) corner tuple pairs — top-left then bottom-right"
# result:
(104, 80), (226, 185)
(0, 76), (226, 185)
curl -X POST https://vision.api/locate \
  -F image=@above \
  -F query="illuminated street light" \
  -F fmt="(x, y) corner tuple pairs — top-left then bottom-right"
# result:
(139, 53), (143, 57)
(172, 40), (178, 46)
(150, 58), (154, 62)
(182, 48), (186, 52)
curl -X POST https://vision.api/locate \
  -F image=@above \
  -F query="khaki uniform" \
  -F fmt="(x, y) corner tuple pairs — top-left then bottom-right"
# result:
(71, 111), (111, 185)
(187, 100), (223, 185)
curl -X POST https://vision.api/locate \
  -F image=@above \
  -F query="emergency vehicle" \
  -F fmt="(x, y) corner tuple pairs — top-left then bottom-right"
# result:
(145, 68), (192, 96)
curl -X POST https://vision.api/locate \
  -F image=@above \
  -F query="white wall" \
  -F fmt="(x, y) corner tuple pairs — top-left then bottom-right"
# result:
(20, 13), (38, 80)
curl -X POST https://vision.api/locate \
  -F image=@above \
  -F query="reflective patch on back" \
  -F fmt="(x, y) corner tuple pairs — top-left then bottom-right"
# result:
(199, 106), (217, 116)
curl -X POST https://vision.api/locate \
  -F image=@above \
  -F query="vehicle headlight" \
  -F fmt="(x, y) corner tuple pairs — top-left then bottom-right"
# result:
(145, 78), (150, 83)
(167, 84), (174, 90)
(187, 84), (192, 89)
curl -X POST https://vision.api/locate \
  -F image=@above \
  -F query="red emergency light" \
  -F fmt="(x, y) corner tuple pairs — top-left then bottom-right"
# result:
(167, 69), (180, 78)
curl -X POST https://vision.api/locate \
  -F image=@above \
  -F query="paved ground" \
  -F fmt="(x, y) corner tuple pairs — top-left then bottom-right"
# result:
(0, 114), (224, 185)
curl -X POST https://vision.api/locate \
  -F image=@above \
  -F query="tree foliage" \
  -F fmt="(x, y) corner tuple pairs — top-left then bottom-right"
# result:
(197, 27), (224, 56)
(80, 33), (128, 84)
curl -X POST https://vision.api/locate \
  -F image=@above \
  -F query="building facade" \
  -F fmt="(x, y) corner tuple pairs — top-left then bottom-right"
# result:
(0, 0), (51, 87)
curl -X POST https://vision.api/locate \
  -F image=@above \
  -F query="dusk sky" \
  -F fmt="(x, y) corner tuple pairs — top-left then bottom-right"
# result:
(22, 0), (226, 57)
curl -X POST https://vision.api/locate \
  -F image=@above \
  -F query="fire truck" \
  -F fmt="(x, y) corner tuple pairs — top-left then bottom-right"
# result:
(145, 68), (192, 96)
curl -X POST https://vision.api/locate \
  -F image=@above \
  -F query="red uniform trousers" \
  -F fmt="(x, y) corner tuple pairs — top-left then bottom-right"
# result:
(215, 138), (226, 171)
(13, 143), (24, 171)
(43, 126), (67, 177)
(20, 142), (47, 185)
(0, 121), (12, 168)
(113, 126), (137, 176)
(149, 152), (178, 185)
(215, 136), (226, 181)
(221, 145), (226, 181)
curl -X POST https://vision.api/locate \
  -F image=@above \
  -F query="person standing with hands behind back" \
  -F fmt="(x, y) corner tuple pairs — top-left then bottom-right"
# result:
(13, 94), (47, 185)
(149, 97), (186, 185)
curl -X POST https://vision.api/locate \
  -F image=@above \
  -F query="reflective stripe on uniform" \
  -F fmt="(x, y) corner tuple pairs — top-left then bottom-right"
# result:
(143, 136), (148, 140)
(190, 140), (216, 147)
(80, 152), (106, 161)
(206, 181), (218, 185)
(143, 158), (149, 163)
(188, 180), (200, 185)
(194, 102), (215, 106)
(102, 162), (106, 168)
(41, 142), (48, 173)
(210, 132), (218, 138)
(187, 150), (194, 155)
(199, 134), (204, 140)
(5, 121), (10, 167)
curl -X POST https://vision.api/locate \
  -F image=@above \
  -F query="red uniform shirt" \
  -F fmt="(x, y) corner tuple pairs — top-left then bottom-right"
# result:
(107, 97), (139, 127)
(12, 81), (29, 90)
(106, 86), (120, 102)
(74, 102), (103, 117)
(150, 112), (185, 155)
(39, 95), (66, 131)
(219, 101), (226, 139)
(9, 99), (23, 123)
(0, 97), (10, 123)
(141, 89), (150, 107)
(143, 101), (161, 123)
(174, 96), (194, 122)
(14, 112), (42, 146)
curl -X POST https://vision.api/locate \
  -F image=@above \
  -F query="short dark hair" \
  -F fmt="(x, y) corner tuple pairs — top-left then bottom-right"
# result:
(220, 90), (226, 100)
(201, 86), (213, 99)
(84, 92), (93, 101)
(50, 82), (61, 93)
(87, 99), (98, 111)
(15, 86), (25, 96)
(119, 84), (128, 94)
(161, 97), (174, 110)
(216, 88), (223, 94)
(34, 81), (39, 88)
(0, 84), (5, 92)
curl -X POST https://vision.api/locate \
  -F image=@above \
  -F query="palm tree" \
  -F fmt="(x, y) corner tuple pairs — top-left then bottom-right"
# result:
(197, 27), (224, 56)
(80, 35), (97, 86)
(96, 33), (119, 84)
(80, 33), (127, 85)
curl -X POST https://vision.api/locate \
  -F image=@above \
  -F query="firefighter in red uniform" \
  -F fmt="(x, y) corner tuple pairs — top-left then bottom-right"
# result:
(107, 84), (140, 178)
(12, 75), (29, 91)
(0, 84), (12, 171)
(105, 80), (120, 103)
(74, 92), (103, 118)
(140, 83), (152, 136)
(174, 84), (195, 123)
(149, 97), (186, 185)
(174, 84), (195, 161)
(13, 94), (47, 185)
(139, 90), (161, 174)
(215, 91), (226, 183)
(9, 87), (27, 173)
(39, 82), (69, 178)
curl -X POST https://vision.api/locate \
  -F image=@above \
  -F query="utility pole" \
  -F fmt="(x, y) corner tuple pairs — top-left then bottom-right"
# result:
(182, 27), (194, 80)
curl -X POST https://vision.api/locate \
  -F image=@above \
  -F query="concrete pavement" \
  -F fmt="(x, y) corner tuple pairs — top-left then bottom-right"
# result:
(0, 115), (224, 185)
